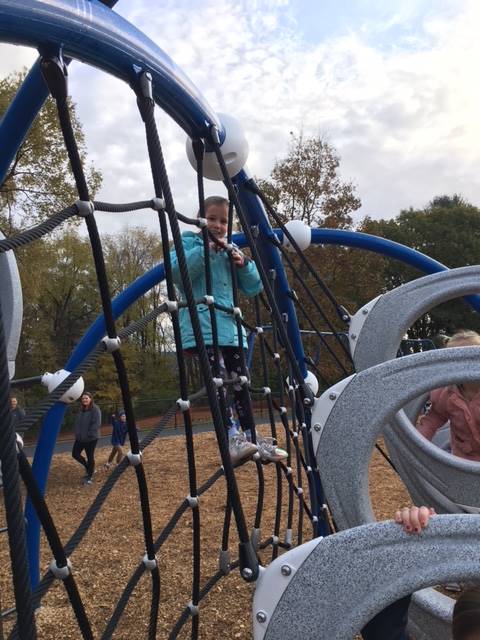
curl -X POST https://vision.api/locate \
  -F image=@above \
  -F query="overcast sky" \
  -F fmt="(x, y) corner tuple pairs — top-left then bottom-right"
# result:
(1, 0), (479, 235)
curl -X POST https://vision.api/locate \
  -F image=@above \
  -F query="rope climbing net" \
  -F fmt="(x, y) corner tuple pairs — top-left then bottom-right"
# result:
(0, 49), (359, 639)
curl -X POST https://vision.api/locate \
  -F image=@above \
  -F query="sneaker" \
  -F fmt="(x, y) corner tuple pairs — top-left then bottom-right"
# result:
(256, 436), (288, 463)
(229, 433), (257, 464)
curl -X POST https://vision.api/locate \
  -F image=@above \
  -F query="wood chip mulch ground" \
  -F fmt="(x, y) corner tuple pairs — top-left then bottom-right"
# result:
(0, 428), (446, 639)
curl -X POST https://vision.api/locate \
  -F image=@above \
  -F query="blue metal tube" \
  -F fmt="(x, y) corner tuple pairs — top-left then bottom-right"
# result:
(0, 0), (222, 139)
(0, 58), (50, 187)
(26, 262), (165, 585)
(233, 170), (309, 378)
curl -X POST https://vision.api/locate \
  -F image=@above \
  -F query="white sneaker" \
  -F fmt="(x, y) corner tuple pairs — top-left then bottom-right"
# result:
(229, 433), (257, 464)
(256, 436), (288, 463)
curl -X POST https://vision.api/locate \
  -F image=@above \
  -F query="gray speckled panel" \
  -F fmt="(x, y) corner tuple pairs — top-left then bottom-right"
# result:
(385, 411), (480, 513)
(407, 589), (454, 640)
(351, 265), (480, 371)
(316, 347), (480, 530)
(258, 516), (480, 640)
(0, 232), (22, 378)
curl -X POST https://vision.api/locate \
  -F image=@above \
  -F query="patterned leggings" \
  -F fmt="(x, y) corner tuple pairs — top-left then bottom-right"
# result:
(186, 346), (255, 434)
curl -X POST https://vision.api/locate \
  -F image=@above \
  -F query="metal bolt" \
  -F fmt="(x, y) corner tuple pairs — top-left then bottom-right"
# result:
(281, 565), (292, 576)
(362, 308), (368, 315)
(350, 333), (357, 340)
(329, 392), (337, 400)
(242, 568), (253, 579)
(303, 397), (311, 406)
(145, 71), (152, 81)
(313, 423), (321, 432)
(256, 611), (267, 624)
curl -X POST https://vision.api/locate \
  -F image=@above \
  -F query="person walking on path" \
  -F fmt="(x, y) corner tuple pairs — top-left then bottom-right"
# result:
(10, 396), (25, 429)
(71, 392), (101, 485)
(104, 409), (128, 469)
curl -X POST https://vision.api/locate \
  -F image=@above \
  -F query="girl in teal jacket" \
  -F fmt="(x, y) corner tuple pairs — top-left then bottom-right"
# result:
(171, 196), (287, 464)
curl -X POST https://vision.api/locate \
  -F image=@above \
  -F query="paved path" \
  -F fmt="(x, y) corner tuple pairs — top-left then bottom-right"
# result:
(23, 422), (215, 458)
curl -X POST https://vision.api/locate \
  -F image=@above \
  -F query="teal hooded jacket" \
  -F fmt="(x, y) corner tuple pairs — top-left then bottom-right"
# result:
(171, 231), (263, 349)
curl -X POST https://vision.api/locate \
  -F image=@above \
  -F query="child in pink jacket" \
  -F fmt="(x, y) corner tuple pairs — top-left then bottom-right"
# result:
(417, 330), (480, 461)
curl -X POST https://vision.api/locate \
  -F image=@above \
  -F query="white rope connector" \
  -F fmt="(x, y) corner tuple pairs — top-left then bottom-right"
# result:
(256, 326), (264, 334)
(177, 398), (191, 412)
(49, 558), (72, 580)
(286, 466), (292, 476)
(233, 307), (242, 318)
(151, 197), (165, 211)
(253, 451), (261, 461)
(225, 243), (234, 252)
(204, 295), (215, 306)
(297, 487), (304, 495)
(198, 217), (207, 228)
(280, 406), (287, 415)
(293, 431), (299, 440)
(188, 601), (199, 616)
(272, 536), (279, 545)
(288, 385), (295, 393)
(165, 300), (178, 312)
(127, 451), (143, 467)
(213, 377), (223, 388)
(16, 433), (24, 453)
(273, 352), (280, 361)
(143, 553), (157, 571)
(312, 515), (318, 523)
(306, 466), (312, 474)
(239, 375), (249, 386)
(75, 199), (94, 217)
(263, 387), (271, 396)
(187, 494), (199, 508)
(102, 336), (121, 353)
(285, 529), (293, 546)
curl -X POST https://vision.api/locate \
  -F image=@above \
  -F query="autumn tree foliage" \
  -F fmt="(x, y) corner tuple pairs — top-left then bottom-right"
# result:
(257, 133), (361, 228)
(0, 70), (102, 230)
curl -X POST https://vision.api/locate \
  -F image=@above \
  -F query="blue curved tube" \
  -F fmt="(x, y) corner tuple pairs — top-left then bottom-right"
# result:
(26, 263), (165, 585)
(0, 0), (222, 139)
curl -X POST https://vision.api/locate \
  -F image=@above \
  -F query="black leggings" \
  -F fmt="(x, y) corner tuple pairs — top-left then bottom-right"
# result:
(72, 439), (97, 477)
(187, 346), (256, 434)
(361, 596), (411, 640)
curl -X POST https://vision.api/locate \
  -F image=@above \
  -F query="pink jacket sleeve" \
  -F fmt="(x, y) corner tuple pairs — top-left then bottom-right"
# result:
(416, 388), (449, 441)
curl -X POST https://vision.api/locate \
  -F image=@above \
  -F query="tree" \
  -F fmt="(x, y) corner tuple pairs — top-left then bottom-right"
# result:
(359, 194), (480, 337)
(0, 70), (102, 231)
(257, 133), (361, 228)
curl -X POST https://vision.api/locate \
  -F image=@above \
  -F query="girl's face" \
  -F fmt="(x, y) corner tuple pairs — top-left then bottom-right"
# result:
(205, 204), (228, 239)
(81, 394), (92, 407)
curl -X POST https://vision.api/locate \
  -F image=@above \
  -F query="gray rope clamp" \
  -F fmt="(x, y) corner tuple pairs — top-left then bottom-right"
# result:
(204, 295), (215, 306)
(188, 601), (199, 617)
(150, 197), (165, 211)
(238, 375), (249, 386)
(273, 352), (280, 361)
(280, 406), (287, 415)
(233, 306), (242, 317)
(102, 336), (121, 353)
(142, 553), (157, 571)
(49, 558), (72, 580)
(165, 300), (178, 312)
(138, 70), (153, 99)
(186, 494), (199, 508)
(256, 326), (264, 334)
(75, 199), (94, 217)
(16, 433), (24, 453)
(176, 398), (190, 412)
(198, 217), (207, 228)
(127, 451), (143, 467)
(263, 386), (271, 396)
(213, 377), (223, 388)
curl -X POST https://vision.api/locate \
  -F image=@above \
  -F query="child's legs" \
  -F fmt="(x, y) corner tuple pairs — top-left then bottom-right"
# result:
(72, 440), (88, 470)
(115, 445), (123, 463)
(107, 446), (117, 464)
(84, 440), (97, 477)
(222, 347), (256, 435)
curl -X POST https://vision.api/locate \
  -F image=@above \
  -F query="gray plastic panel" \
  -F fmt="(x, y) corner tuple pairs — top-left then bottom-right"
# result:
(254, 516), (479, 640)
(351, 265), (480, 370)
(407, 589), (454, 640)
(313, 347), (480, 530)
(0, 232), (22, 378)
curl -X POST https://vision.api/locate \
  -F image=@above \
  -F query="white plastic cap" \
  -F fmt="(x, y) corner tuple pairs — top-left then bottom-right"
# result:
(282, 220), (311, 252)
(304, 370), (319, 396)
(41, 370), (85, 403)
(186, 113), (249, 181)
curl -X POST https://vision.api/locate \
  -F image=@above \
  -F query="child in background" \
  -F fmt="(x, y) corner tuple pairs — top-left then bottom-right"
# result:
(452, 587), (480, 639)
(417, 330), (480, 461)
(104, 409), (128, 469)
(171, 195), (287, 464)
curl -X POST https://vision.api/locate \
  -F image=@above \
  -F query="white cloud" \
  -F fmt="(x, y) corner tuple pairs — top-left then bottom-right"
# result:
(1, 0), (480, 235)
